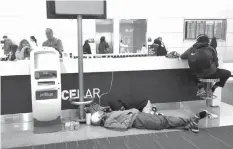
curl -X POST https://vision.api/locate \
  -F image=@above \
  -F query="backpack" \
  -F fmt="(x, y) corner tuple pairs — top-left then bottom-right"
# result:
(188, 47), (212, 73)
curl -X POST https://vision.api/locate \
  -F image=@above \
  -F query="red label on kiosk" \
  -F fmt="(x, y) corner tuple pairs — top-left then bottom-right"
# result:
(36, 90), (58, 100)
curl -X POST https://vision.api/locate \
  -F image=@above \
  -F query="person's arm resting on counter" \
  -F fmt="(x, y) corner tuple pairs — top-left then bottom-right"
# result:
(180, 47), (192, 59)
(56, 39), (64, 53)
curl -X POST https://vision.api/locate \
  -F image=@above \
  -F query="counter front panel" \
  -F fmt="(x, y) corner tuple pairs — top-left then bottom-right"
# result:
(1, 69), (200, 115)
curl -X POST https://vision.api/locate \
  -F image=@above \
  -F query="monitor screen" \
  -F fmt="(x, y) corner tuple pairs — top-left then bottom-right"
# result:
(55, 1), (104, 15)
(47, 0), (107, 19)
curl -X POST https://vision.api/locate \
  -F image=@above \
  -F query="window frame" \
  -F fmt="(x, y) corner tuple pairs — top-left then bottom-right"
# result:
(183, 19), (227, 41)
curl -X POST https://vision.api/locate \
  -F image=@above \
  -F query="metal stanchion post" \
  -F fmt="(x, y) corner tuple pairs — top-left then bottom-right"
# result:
(77, 15), (84, 120)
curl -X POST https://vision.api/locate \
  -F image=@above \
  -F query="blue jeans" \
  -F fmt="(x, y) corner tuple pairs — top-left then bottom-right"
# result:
(133, 112), (191, 130)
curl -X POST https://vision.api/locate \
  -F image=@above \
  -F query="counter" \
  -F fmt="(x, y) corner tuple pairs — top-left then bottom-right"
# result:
(0, 56), (189, 76)
(1, 56), (220, 115)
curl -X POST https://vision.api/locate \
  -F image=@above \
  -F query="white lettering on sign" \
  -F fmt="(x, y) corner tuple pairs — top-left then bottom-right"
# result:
(86, 89), (92, 98)
(62, 90), (69, 100)
(70, 89), (77, 99)
(61, 88), (100, 100)
(40, 92), (53, 97)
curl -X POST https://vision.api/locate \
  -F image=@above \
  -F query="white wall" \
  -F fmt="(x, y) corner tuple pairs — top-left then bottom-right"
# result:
(0, 0), (232, 61)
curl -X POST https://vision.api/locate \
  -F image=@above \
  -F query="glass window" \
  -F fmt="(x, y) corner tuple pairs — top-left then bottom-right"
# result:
(95, 19), (114, 54)
(119, 19), (147, 53)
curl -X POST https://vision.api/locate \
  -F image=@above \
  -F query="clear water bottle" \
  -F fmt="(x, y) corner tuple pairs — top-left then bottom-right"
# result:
(74, 122), (80, 130)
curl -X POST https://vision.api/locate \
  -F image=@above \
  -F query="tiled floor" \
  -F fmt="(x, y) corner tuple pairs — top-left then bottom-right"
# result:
(1, 100), (233, 149)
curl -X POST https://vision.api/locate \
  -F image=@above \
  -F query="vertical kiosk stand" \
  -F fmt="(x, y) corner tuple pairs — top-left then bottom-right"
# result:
(46, 0), (107, 122)
(30, 47), (62, 133)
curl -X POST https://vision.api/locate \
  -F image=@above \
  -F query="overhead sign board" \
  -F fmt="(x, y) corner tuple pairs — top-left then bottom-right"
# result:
(46, 0), (107, 19)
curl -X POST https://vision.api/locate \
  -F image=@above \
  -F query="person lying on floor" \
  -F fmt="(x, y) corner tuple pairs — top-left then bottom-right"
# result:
(87, 101), (208, 133)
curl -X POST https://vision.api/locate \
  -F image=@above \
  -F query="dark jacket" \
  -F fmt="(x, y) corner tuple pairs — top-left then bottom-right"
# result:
(181, 42), (219, 77)
(98, 42), (109, 54)
(210, 37), (217, 50)
(83, 42), (92, 54)
(104, 108), (139, 130)
(157, 46), (167, 56)
(153, 39), (167, 56)
(3, 39), (14, 55)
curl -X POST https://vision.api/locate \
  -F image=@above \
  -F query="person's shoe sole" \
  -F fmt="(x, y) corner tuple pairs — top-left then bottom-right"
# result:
(191, 128), (199, 133)
(190, 119), (199, 133)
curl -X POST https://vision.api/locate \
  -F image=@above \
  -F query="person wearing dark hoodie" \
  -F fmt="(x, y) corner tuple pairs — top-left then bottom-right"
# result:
(181, 34), (231, 96)
(88, 102), (208, 133)
(154, 39), (167, 56)
(98, 36), (109, 54)
(210, 36), (217, 50)
(83, 40), (92, 54)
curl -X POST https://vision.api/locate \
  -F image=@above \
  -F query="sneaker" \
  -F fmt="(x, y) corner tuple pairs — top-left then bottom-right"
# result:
(196, 88), (206, 96)
(189, 118), (199, 133)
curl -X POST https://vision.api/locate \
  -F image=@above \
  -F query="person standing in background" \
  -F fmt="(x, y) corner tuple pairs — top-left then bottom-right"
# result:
(119, 39), (128, 53)
(210, 37), (217, 50)
(98, 36), (109, 54)
(30, 36), (38, 48)
(83, 40), (92, 54)
(2, 35), (14, 55)
(15, 39), (32, 60)
(42, 28), (63, 55)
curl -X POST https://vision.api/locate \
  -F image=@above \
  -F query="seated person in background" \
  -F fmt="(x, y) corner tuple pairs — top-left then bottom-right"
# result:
(153, 39), (167, 56)
(180, 34), (231, 95)
(157, 37), (166, 49)
(15, 39), (32, 60)
(89, 101), (208, 133)
(83, 40), (92, 54)
(42, 28), (63, 56)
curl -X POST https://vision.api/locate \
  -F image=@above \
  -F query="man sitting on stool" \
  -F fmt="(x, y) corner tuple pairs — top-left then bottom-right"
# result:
(88, 101), (208, 133)
(180, 34), (231, 96)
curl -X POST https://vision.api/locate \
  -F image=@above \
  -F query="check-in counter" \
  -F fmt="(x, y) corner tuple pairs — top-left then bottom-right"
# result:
(0, 55), (222, 115)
